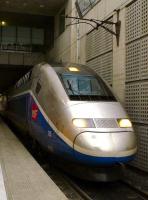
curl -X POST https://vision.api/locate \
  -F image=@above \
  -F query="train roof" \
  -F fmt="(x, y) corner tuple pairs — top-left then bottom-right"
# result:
(48, 62), (96, 75)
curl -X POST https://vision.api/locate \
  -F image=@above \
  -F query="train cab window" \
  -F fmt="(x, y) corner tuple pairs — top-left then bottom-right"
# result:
(61, 74), (116, 101)
(35, 82), (41, 94)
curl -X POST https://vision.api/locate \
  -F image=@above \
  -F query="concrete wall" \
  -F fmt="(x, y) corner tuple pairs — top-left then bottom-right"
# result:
(47, 0), (133, 102)
(46, 0), (73, 62)
(0, 52), (45, 66)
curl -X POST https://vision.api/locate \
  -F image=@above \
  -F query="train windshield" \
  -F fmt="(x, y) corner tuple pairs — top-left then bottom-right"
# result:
(61, 74), (116, 101)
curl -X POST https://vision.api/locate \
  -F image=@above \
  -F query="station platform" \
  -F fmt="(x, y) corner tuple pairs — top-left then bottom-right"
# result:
(0, 118), (67, 200)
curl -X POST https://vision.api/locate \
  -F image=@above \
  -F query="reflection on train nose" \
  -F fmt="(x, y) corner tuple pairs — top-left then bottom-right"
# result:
(74, 132), (137, 153)
(84, 133), (112, 151)
(75, 132), (113, 152)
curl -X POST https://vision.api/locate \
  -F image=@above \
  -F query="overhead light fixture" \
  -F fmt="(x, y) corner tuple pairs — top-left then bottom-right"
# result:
(1, 21), (6, 26)
(40, 4), (45, 8)
(68, 67), (79, 72)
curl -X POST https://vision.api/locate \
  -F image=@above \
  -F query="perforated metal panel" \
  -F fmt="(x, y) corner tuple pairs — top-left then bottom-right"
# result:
(131, 125), (148, 172)
(141, 0), (148, 36)
(86, 57), (100, 73)
(125, 83), (141, 122)
(141, 37), (148, 79)
(86, 19), (113, 85)
(100, 52), (112, 85)
(87, 51), (112, 85)
(126, 0), (148, 43)
(86, 30), (99, 61)
(140, 82), (148, 123)
(126, 36), (148, 82)
(126, 82), (148, 124)
(126, 0), (148, 172)
(86, 23), (113, 61)
(126, 0), (141, 43)
(126, 40), (141, 82)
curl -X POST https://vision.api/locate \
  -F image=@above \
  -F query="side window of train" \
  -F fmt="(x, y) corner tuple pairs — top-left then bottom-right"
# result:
(35, 81), (41, 94)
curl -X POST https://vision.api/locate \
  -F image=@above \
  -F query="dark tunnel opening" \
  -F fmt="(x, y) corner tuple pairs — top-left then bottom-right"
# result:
(0, 65), (32, 93)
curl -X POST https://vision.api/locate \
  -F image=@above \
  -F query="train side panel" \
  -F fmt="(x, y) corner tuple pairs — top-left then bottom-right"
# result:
(28, 91), (76, 160)
(28, 65), (75, 159)
(7, 93), (30, 132)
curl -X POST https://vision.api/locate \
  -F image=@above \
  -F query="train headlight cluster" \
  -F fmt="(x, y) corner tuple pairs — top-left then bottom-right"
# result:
(118, 119), (132, 128)
(72, 118), (95, 128)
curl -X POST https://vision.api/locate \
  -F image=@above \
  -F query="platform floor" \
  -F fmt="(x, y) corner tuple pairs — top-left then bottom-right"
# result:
(0, 118), (67, 200)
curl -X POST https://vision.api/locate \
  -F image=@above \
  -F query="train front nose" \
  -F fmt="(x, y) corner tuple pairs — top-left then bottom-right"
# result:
(69, 102), (137, 164)
(73, 131), (137, 158)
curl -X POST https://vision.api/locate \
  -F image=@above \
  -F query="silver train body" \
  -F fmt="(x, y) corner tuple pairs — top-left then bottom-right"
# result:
(5, 62), (137, 179)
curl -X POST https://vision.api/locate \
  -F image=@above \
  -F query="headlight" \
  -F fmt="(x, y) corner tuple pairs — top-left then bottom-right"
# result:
(118, 119), (132, 128)
(72, 118), (95, 128)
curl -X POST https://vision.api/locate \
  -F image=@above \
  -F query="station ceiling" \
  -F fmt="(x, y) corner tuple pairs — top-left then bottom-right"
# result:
(0, 1), (67, 93)
(0, 0), (67, 16)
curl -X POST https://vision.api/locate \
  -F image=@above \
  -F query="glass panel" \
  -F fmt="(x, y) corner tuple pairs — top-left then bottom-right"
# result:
(61, 74), (116, 101)
(78, 79), (91, 94)
(90, 0), (96, 5)
(78, 0), (91, 13)
(2, 26), (16, 45)
(17, 27), (31, 45)
(32, 28), (44, 45)
(76, 0), (98, 16)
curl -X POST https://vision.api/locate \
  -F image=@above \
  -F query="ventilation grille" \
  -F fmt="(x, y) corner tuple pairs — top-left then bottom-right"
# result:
(94, 119), (118, 128)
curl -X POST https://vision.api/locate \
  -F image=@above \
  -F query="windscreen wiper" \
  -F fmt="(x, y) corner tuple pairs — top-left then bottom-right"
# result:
(67, 80), (75, 95)
(67, 80), (82, 100)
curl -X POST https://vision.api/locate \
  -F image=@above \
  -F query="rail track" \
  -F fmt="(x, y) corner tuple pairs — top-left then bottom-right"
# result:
(42, 164), (148, 200)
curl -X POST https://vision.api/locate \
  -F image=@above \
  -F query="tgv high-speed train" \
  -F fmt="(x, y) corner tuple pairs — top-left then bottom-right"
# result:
(4, 62), (137, 180)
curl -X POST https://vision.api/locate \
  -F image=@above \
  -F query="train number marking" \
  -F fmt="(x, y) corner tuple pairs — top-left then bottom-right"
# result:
(48, 130), (52, 138)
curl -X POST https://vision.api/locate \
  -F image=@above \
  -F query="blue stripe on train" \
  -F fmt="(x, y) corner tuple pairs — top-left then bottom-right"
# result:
(33, 109), (135, 165)
(73, 152), (134, 165)
(9, 92), (135, 165)
(30, 94), (135, 165)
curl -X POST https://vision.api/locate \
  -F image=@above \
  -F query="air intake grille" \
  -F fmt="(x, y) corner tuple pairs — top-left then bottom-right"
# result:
(94, 119), (118, 128)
